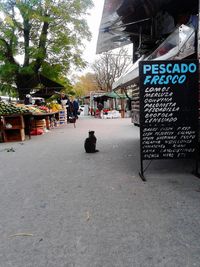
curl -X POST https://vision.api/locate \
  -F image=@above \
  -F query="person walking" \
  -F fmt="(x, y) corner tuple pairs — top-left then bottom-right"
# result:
(97, 102), (103, 118)
(72, 99), (79, 119)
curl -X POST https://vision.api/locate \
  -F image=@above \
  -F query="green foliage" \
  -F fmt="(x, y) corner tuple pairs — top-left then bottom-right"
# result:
(18, 65), (35, 75)
(0, 0), (93, 96)
(73, 72), (99, 97)
(0, 83), (18, 98)
(41, 61), (62, 79)
(0, 63), (18, 81)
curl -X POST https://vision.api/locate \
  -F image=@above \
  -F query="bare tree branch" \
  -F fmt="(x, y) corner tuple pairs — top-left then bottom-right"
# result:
(92, 48), (132, 92)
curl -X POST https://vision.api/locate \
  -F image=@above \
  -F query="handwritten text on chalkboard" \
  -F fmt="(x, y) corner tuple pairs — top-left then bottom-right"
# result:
(139, 60), (198, 160)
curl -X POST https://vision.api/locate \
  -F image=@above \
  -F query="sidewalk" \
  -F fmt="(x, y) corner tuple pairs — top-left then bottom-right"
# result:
(0, 117), (200, 267)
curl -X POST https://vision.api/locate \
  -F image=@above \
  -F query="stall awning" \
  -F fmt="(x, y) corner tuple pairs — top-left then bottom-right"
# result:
(31, 74), (64, 98)
(96, 0), (130, 54)
(104, 91), (127, 98)
(97, 0), (198, 54)
(113, 24), (195, 90)
(32, 88), (63, 99)
(97, 0), (169, 54)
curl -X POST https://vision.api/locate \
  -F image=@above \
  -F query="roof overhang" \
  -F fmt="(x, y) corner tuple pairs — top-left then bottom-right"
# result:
(113, 24), (195, 90)
(97, 0), (198, 54)
(31, 74), (64, 98)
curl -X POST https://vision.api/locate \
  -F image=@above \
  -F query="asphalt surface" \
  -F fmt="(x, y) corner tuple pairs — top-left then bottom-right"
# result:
(0, 117), (200, 267)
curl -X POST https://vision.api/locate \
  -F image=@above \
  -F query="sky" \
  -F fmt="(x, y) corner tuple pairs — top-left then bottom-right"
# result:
(80, 0), (132, 75)
(82, 0), (104, 69)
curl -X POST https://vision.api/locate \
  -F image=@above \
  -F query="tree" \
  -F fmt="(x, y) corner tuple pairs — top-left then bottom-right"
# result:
(0, 82), (18, 98)
(0, 0), (93, 98)
(92, 47), (132, 92)
(73, 72), (99, 97)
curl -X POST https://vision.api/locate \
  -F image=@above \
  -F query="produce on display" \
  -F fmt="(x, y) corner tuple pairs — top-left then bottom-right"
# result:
(0, 101), (30, 115)
(47, 103), (63, 112)
(16, 104), (50, 114)
(0, 100), (64, 116)
(38, 106), (49, 112)
(26, 106), (47, 114)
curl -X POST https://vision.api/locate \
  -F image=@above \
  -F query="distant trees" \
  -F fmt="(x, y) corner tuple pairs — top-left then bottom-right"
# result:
(0, 0), (93, 98)
(92, 47), (132, 92)
(72, 48), (132, 98)
(73, 73), (99, 97)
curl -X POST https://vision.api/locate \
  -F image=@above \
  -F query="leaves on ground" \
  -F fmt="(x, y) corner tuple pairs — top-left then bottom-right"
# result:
(0, 147), (15, 152)
(8, 233), (33, 238)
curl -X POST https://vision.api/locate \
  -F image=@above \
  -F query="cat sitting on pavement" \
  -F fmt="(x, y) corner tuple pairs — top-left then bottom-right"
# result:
(84, 130), (99, 153)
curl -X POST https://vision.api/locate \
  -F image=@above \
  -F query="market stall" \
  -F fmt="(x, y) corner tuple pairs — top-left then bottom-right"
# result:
(0, 101), (65, 142)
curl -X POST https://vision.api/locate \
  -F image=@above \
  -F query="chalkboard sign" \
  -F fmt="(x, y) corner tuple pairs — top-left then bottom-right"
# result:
(139, 60), (199, 161)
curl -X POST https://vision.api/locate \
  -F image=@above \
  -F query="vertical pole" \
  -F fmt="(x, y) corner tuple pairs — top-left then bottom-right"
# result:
(195, 0), (200, 177)
(195, 155), (199, 176)
(193, 141), (200, 178)
(197, 0), (200, 59)
(120, 88), (125, 118)
(139, 158), (146, 181)
(139, 125), (146, 181)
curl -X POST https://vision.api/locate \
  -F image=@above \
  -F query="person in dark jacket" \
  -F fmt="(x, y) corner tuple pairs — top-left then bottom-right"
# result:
(97, 102), (103, 118)
(24, 94), (32, 105)
(72, 99), (79, 119)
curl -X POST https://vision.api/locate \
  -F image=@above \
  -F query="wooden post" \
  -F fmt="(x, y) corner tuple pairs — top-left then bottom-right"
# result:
(121, 88), (125, 118)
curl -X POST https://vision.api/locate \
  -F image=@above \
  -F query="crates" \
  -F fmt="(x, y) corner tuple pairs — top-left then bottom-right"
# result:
(3, 116), (25, 128)
(59, 108), (67, 125)
(31, 119), (46, 130)
(3, 129), (25, 142)
(0, 115), (25, 142)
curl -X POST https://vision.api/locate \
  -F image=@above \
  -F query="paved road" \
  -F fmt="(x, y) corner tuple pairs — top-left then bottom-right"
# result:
(0, 117), (200, 267)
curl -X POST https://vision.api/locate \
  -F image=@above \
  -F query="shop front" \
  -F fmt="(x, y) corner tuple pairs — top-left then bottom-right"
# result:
(97, 0), (199, 126)
(97, 0), (200, 179)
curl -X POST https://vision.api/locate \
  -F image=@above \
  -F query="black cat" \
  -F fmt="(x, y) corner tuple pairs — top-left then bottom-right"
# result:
(84, 130), (99, 153)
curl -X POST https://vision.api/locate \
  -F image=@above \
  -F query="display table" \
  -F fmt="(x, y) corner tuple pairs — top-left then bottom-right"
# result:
(31, 112), (59, 130)
(0, 111), (61, 141)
